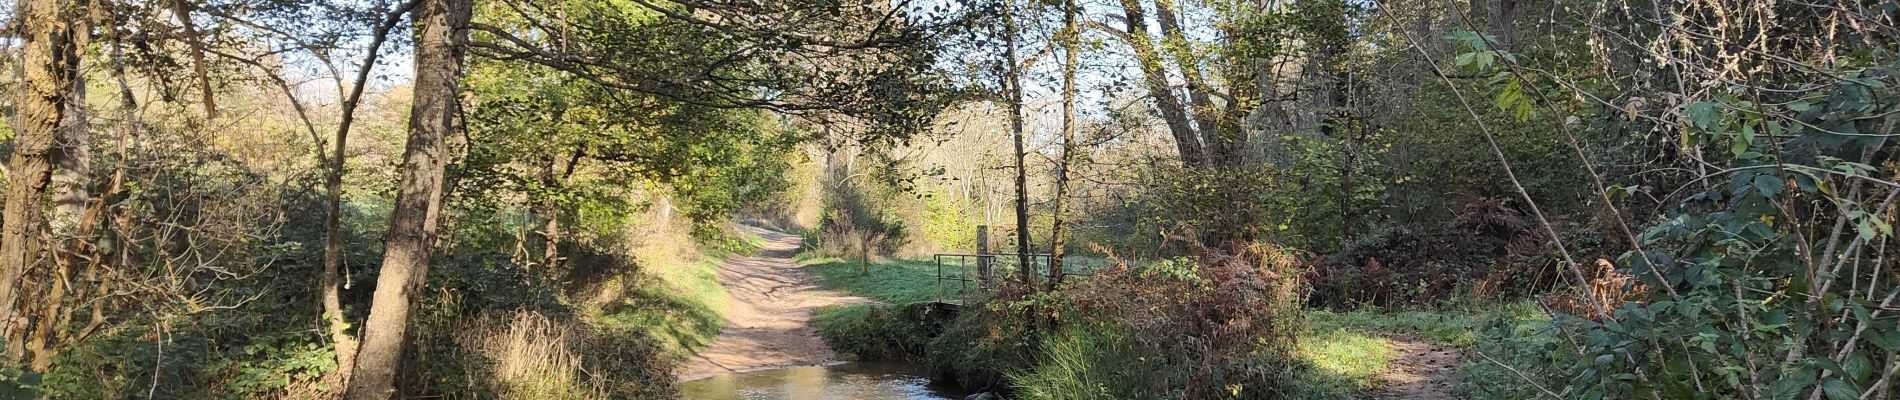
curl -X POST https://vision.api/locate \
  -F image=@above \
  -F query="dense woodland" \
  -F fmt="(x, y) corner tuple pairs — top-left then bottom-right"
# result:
(0, 0), (1897, 398)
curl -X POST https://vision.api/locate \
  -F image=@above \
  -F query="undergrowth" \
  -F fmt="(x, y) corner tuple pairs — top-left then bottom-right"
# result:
(804, 252), (1572, 400)
(814, 304), (935, 361)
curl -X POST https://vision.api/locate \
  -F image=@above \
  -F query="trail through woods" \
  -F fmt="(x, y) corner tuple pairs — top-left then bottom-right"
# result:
(677, 226), (871, 381)
(1375, 334), (1462, 400)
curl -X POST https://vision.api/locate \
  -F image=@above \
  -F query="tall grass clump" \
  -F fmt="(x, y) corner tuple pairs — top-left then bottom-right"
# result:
(1008, 327), (1162, 399)
(409, 307), (675, 399)
(461, 311), (602, 400)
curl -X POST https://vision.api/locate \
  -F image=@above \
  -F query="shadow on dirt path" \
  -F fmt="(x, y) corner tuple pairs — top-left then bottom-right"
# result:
(677, 226), (871, 381)
(1372, 334), (1462, 399)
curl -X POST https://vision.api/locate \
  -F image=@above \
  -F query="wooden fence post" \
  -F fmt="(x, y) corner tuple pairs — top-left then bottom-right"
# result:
(976, 225), (992, 287)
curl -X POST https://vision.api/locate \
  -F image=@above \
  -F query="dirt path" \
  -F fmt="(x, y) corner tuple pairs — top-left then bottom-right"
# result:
(677, 226), (870, 381)
(1373, 334), (1462, 399)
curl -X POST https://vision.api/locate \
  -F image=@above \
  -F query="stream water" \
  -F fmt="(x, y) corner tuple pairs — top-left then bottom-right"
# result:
(679, 362), (969, 400)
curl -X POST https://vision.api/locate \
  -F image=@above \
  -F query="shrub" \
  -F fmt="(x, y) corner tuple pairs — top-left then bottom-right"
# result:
(932, 244), (1305, 399)
(807, 174), (909, 258)
(1307, 193), (1609, 308)
(814, 304), (935, 361)
(1415, 56), (1900, 399)
(1054, 245), (1305, 399)
(926, 301), (1041, 393)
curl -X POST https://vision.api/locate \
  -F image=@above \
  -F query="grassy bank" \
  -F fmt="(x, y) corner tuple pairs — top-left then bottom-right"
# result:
(1285, 303), (1554, 399)
(588, 232), (767, 359)
(1283, 309), (1487, 399)
(802, 255), (1562, 399)
(801, 256), (941, 360)
(807, 255), (1299, 397)
(586, 256), (730, 357)
(799, 255), (1107, 361)
(801, 256), (942, 303)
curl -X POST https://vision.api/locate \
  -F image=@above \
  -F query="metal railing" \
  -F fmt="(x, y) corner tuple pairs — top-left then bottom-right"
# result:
(932, 253), (1101, 305)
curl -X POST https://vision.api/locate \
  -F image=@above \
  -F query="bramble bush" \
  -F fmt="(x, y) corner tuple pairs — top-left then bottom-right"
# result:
(1447, 4), (1900, 395)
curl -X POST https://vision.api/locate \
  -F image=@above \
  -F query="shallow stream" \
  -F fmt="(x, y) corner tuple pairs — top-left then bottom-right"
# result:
(679, 362), (968, 400)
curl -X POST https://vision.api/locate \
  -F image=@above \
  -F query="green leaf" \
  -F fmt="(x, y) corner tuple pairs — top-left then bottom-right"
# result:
(1495, 82), (1519, 111)
(1866, 328), (1898, 352)
(1769, 377), (1808, 399)
(1821, 379), (1859, 400)
(1687, 101), (1722, 129)
(1755, 174), (1784, 198)
(1844, 353), (1874, 382)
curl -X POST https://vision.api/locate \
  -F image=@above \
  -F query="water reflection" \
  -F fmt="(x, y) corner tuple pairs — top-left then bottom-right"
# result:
(680, 362), (968, 400)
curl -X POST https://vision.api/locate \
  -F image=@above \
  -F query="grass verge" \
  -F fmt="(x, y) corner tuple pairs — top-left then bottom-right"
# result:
(587, 257), (730, 357)
(1286, 321), (1397, 399)
(587, 236), (763, 359)
(800, 256), (942, 360)
(800, 256), (942, 303)
(1284, 302), (1554, 399)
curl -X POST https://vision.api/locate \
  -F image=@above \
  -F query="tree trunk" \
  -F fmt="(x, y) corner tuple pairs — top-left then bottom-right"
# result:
(1046, 0), (1079, 293)
(172, 0), (219, 119)
(546, 148), (583, 273)
(1152, 0), (1231, 164)
(1485, 0), (1518, 51)
(1117, 0), (1205, 166)
(1339, 147), (1357, 248)
(1001, 0), (1035, 290)
(343, 0), (470, 397)
(34, 3), (91, 370)
(323, 3), (408, 389)
(49, 54), (88, 237)
(319, 97), (360, 399)
(2, 0), (83, 362)
(537, 153), (561, 272)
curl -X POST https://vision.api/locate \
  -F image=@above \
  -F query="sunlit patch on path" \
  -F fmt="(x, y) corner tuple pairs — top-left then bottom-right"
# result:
(678, 226), (873, 381)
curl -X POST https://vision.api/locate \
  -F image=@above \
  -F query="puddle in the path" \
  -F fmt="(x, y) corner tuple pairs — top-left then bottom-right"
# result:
(679, 362), (968, 400)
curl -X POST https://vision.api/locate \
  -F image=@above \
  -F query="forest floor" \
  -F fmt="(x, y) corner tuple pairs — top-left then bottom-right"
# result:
(676, 226), (872, 381)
